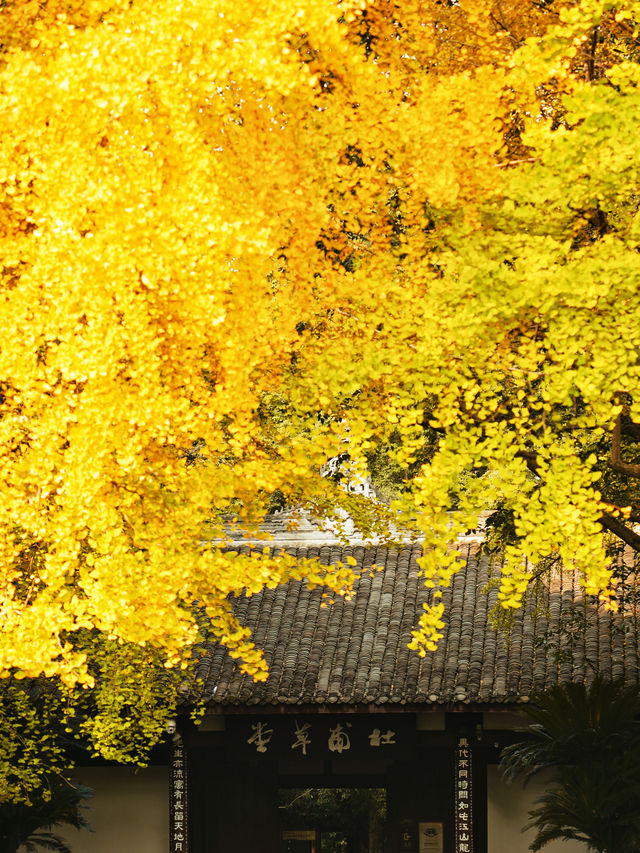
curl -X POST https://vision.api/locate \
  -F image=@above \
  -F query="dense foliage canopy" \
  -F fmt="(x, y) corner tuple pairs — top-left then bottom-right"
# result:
(501, 678), (640, 852)
(2, 0), (640, 798)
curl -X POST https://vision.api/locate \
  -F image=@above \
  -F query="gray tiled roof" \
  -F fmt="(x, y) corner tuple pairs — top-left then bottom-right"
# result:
(196, 542), (640, 708)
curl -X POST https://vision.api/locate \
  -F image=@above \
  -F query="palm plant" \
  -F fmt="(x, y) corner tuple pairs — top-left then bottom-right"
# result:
(0, 777), (92, 853)
(500, 676), (640, 852)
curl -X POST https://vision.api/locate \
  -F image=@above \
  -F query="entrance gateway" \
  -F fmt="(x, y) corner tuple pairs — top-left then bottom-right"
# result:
(174, 711), (489, 853)
(167, 526), (637, 853)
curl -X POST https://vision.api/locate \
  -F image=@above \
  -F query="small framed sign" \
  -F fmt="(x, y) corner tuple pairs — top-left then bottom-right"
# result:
(419, 822), (443, 853)
(282, 831), (317, 841)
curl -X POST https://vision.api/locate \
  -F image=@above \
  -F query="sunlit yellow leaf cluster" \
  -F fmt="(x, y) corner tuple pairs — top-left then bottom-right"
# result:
(1, 0), (640, 698)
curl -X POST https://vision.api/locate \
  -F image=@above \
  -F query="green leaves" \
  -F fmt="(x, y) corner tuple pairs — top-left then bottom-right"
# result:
(0, 777), (93, 853)
(501, 678), (640, 852)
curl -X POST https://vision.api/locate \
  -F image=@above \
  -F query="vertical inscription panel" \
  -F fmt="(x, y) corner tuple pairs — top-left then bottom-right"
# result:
(455, 737), (473, 853)
(170, 736), (188, 853)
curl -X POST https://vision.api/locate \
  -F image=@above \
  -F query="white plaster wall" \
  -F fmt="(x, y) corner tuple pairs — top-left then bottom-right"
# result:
(32, 766), (169, 853)
(18, 762), (593, 853)
(487, 766), (587, 853)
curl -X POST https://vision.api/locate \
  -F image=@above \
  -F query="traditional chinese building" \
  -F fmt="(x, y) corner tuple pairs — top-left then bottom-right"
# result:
(61, 518), (640, 853)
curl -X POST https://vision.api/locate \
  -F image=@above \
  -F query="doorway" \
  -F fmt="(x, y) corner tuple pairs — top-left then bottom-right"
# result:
(278, 787), (387, 853)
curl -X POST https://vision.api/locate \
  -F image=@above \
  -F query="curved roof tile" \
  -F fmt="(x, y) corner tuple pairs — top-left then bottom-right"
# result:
(199, 544), (640, 707)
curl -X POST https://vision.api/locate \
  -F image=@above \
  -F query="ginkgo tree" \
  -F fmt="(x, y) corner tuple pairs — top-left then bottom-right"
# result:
(1, 0), (640, 798)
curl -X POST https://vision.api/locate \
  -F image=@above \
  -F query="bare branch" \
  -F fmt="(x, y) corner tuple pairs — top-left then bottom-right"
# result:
(601, 502), (640, 525)
(514, 448), (640, 550)
(611, 414), (640, 478)
(494, 158), (538, 168)
(583, 26), (600, 83)
(598, 513), (640, 553)
(515, 449), (540, 473)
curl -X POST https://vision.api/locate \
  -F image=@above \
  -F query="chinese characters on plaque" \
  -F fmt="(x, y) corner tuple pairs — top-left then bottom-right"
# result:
(455, 737), (473, 853)
(247, 720), (274, 753)
(292, 721), (312, 755)
(170, 737), (187, 853)
(328, 722), (351, 753)
(245, 719), (398, 756)
(369, 727), (396, 747)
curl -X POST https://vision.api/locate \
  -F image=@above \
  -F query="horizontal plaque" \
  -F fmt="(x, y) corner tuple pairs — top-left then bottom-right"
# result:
(226, 714), (415, 760)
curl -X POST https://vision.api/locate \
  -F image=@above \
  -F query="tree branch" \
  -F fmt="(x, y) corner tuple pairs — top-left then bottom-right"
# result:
(585, 26), (599, 82)
(515, 448), (640, 551)
(601, 502), (640, 525)
(515, 450), (540, 473)
(598, 512), (640, 553)
(610, 414), (640, 478)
